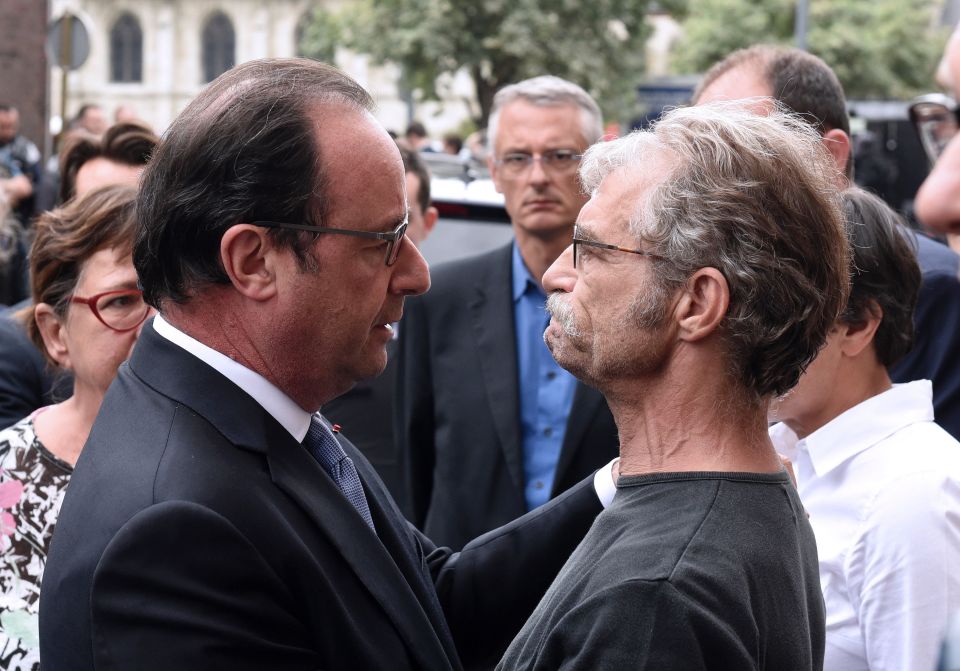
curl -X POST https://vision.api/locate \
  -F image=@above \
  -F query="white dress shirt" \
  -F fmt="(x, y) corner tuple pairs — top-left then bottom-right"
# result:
(770, 380), (960, 671)
(153, 315), (313, 442)
(153, 316), (618, 506)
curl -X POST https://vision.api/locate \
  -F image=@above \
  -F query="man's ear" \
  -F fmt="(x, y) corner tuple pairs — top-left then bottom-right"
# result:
(837, 302), (883, 359)
(822, 128), (852, 184)
(675, 268), (729, 343)
(219, 224), (281, 301)
(34, 303), (70, 369)
(422, 206), (439, 242)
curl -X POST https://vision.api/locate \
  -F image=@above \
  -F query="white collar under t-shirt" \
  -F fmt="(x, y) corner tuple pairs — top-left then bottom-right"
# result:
(153, 314), (313, 442)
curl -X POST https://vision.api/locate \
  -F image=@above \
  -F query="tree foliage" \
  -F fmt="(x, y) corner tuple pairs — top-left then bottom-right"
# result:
(674, 0), (947, 99)
(301, 0), (687, 126)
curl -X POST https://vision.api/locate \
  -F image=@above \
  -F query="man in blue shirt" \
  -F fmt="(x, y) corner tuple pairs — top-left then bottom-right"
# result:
(400, 76), (620, 549)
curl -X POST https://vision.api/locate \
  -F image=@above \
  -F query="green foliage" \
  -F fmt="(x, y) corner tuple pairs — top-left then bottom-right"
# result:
(300, 0), (666, 125)
(298, 7), (343, 64)
(674, 0), (947, 99)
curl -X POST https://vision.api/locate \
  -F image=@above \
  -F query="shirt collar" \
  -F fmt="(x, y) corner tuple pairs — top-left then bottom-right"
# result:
(511, 241), (543, 302)
(152, 314), (313, 442)
(770, 380), (934, 476)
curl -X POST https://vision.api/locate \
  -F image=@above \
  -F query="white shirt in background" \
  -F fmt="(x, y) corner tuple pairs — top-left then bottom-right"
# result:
(770, 380), (960, 671)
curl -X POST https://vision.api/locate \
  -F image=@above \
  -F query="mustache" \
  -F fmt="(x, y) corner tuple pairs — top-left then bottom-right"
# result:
(546, 293), (581, 337)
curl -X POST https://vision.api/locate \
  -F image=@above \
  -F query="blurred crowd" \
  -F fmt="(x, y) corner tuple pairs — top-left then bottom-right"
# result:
(0, 23), (959, 671)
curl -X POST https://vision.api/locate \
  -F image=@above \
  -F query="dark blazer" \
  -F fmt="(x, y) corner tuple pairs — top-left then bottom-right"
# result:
(323, 336), (410, 512)
(399, 243), (619, 550)
(0, 308), (72, 429)
(39, 321), (602, 670)
(890, 233), (960, 440)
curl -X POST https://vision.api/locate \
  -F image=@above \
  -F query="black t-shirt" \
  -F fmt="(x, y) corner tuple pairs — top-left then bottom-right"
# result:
(498, 470), (825, 670)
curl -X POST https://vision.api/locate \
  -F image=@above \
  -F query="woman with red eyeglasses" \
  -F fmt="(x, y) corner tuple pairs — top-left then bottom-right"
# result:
(0, 184), (153, 667)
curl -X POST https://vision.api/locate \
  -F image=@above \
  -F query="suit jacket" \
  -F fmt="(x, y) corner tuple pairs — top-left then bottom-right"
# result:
(399, 243), (619, 550)
(890, 233), (960, 440)
(39, 321), (603, 670)
(323, 336), (410, 513)
(0, 308), (72, 429)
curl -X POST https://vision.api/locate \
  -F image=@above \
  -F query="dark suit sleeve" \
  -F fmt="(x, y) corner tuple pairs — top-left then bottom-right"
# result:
(396, 295), (436, 526)
(90, 501), (320, 670)
(0, 316), (57, 429)
(416, 476), (603, 669)
(905, 270), (960, 439)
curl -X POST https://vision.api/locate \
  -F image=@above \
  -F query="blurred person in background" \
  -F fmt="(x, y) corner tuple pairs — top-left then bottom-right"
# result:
(58, 121), (156, 204)
(0, 185), (151, 669)
(405, 120), (435, 152)
(694, 45), (960, 442)
(442, 133), (464, 157)
(400, 75), (619, 550)
(769, 186), (960, 671)
(0, 104), (41, 226)
(0, 123), (158, 431)
(70, 104), (108, 137)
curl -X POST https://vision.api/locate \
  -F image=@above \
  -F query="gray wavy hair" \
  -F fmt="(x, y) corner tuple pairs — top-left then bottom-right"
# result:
(487, 75), (603, 153)
(580, 101), (849, 399)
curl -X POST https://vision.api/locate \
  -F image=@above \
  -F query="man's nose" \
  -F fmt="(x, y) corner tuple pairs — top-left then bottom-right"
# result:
(391, 235), (431, 296)
(542, 244), (576, 294)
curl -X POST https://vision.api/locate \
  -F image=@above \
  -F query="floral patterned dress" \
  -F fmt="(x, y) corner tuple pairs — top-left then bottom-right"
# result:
(0, 414), (73, 670)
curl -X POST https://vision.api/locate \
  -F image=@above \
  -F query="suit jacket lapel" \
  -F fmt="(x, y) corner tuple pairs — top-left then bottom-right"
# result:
(130, 323), (457, 671)
(551, 382), (604, 496)
(468, 244), (523, 492)
(268, 440), (457, 671)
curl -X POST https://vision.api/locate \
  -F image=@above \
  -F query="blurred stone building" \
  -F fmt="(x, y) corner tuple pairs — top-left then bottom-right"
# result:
(46, 0), (474, 137)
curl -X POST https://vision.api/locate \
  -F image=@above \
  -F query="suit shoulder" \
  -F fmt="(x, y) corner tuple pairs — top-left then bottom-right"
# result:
(419, 244), (512, 301)
(914, 233), (960, 277)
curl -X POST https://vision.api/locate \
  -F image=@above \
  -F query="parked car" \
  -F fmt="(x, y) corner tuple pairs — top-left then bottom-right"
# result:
(418, 153), (512, 266)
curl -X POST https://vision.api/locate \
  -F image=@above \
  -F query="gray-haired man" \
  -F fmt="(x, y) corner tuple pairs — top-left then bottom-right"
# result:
(400, 76), (620, 549)
(500, 103), (839, 670)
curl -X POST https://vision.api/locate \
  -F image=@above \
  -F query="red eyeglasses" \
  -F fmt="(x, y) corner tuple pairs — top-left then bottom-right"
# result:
(69, 289), (150, 332)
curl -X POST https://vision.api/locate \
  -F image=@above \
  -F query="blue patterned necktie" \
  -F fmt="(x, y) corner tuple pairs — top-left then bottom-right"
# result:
(303, 415), (376, 531)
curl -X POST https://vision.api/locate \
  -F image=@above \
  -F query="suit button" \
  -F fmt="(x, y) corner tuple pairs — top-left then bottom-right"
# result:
(546, 371), (557, 380)
(534, 481), (544, 490)
(543, 427), (553, 437)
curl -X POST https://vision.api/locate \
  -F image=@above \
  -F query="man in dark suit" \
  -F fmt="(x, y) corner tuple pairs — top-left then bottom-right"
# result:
(693, 45), (960, 440)
(324, 145), (438, 512)
(39, 59), (611, 670)
(400, 76), (619, 550)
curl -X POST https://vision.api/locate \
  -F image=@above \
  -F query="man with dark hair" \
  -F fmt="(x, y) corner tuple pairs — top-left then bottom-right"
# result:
(695, 45), (960, 441)
(769, 187), (960, 671)
(40, 58), (611, 670)
(400, 75), (619, 550)
(500, 102), (839, 670)
(405, 120), (433, 152)
(323, 144), (437, 506)
(59, 121), (157, 202)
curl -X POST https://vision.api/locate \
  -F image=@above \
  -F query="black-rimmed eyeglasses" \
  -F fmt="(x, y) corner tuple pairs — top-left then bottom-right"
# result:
(572, 225), (665, 269)
(909, 93), (960, 165)
(252, 220), (408, 266)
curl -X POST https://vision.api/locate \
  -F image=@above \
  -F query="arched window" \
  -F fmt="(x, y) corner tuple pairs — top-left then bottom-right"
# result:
(202, 12), (235, 83)
(110, 12), (143, 82)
